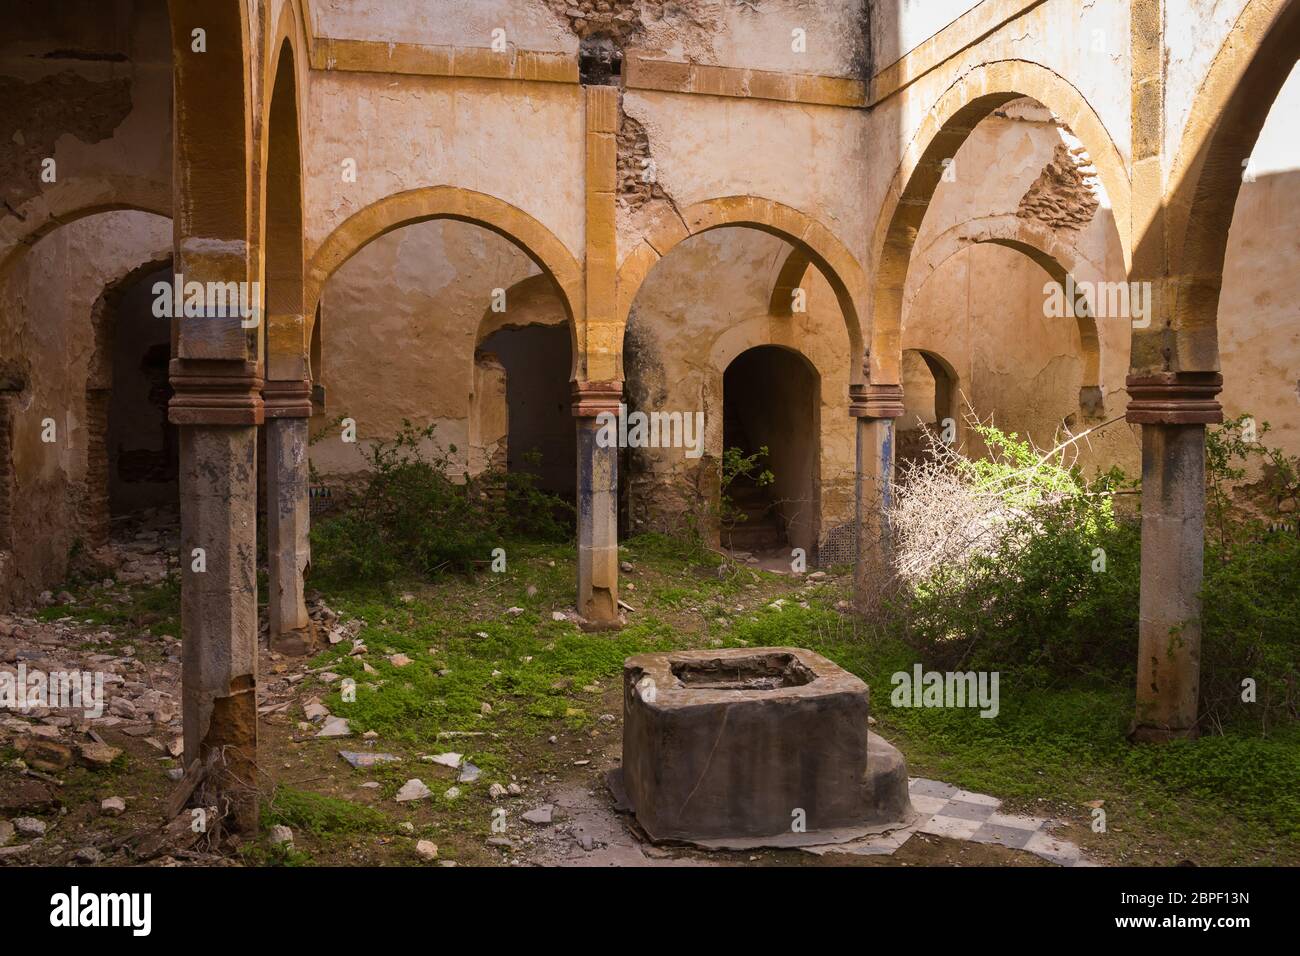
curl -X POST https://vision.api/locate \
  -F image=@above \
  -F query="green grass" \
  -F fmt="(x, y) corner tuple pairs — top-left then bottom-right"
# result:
(293, 534), (1299, 865)
(262, 785), (390, 838)
(37, 574), (181, 641)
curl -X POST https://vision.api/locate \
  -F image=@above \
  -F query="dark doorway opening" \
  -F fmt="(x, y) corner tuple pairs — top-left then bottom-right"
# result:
(721, 345), (820, 558)
(478, 324), (576, 503)
(91, 262), (178, 535)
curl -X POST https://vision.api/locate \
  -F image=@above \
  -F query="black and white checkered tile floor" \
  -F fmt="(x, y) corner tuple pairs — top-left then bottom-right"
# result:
(806, 777), (1095, 864)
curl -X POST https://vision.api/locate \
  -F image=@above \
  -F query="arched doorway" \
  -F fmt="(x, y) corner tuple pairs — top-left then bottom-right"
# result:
(86, 256), (178, 547)
(721, 345), (820, 559)
(897, 348), (958, 465)
(477, 322), (576, 501)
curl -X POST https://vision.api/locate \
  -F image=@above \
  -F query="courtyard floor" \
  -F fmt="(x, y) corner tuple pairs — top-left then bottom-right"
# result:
(1, 525), (1295, 867)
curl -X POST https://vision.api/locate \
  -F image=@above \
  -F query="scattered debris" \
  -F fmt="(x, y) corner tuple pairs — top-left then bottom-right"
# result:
(339, 751), (401, 770)
(395, 779), (432, 803)
(522, 805), (554, 825)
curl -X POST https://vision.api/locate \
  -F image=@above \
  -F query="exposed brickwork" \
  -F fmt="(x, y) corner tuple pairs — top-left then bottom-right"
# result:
(0, 394), (13, 552)
(81, 389), (111, 548)
(1016, 141), (1100, 232)
(617, 110), (675, 212)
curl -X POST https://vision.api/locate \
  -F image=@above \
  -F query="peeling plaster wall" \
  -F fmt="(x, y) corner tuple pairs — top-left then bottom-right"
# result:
(1163, 0), (1253, 178)
(310, 219), (564, 479)
(311, 0), (578, 52)
(622, 227), (854, 547)
(862, 0), (1131, 280)
(0, 210), (171, 607)
(0, 0), (172, 230)
(312, 1), (868, 76)
(872, 0), (983, 67)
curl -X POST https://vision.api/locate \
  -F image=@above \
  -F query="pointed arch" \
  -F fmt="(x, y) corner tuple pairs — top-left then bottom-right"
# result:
(869, 60), (1131, 386)
(618, 196), (867, 384)
(305, 187), (584, 376)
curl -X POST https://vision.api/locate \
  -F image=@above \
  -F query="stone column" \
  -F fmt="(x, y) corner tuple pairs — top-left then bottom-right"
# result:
(573, 380), (622, 627)
(263, 379), (315, 656)
(1126, 372), (1222, 741)
(851, 384), (904, 612)
(170, 360), (263, 833)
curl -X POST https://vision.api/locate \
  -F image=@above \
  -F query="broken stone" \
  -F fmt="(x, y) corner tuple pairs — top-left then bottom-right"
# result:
(415, 840), (438, 860)
(302, 700), (330, 721)
(18, 738), (72, 773)
(100, 796), (126, 816)
(389, 653), (412, 667)
(521, 805), (553, 825)
(444, 786), (461, 800)
(315, 716), (351, 738)
(0, 820), (13, 847)
(458, 762), (481, 783)
(429, 752), (462, 769)
(13, 817), (46, 837)
(75, 846), (103, 864)
(338, 750), (401, 770)
(268, 825), (294, 846)
(395, 779), (432, 803)
(488, 783), (507, 799)
(506, 606), (524, 616)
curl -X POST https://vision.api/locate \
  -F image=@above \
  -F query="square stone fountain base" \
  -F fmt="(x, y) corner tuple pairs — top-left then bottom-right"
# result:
(612, 647), (914, 848)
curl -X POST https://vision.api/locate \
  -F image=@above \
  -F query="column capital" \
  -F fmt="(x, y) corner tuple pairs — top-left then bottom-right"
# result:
(263, 378), (314, 419)
(1125, 371), (1223, 425)
(169, 360), (264, 426)
(849, 383), (904, 419)
(571, 379), (623, 418)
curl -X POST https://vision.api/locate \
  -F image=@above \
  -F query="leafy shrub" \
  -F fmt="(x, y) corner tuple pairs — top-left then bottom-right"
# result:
(718, 445), (774, 525)
(887, 416), (1300, 733)
(309, 420), (571, 588)
(889, 422), (1139, 688)
(1200, 416), (1300, 731)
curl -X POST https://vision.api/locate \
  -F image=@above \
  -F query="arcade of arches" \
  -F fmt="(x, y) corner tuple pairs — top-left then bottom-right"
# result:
(1, 0), (1298, 832)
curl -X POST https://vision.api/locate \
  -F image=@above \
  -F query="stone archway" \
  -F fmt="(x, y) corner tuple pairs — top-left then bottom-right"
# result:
(869, 61), (1131, 387)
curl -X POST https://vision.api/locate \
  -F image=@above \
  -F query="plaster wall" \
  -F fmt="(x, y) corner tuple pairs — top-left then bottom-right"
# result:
(308, 218), (564, 479)
(0, 210), (171, 607)
(303, 72), (586, 261)
(0, 0), (172, 254)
